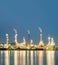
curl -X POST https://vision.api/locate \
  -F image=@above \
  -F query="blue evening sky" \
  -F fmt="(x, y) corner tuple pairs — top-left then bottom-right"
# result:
(0, 0), (58, 44)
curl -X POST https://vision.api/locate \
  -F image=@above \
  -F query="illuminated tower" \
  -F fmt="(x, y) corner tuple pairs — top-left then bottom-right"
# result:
(6, 34), (9, 44)
(23, 37), (26, 45)
(4, 34), (9, 48)
(38, 27), (44, 46)
(47, 36), (51, 46)
(30, 39), (33, 46)
(15, 34), (18, 44)
(50, 38), (55, 46)
(14, 29), (18, 45)
(27, 30), (30, 43)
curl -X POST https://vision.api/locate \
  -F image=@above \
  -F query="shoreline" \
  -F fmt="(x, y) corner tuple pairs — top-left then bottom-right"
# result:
(0, 48), (57, 51)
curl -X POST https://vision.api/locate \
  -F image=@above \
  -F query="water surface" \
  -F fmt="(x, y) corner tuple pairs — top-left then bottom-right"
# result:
(0, 50), (58, 65)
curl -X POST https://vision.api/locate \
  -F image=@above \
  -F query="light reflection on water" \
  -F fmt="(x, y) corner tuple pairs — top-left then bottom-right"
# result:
(38, 51), (44, 65)
(0, 50), (55, 65)
(4, 51), (10, 65)
(46, 51), (55, 65)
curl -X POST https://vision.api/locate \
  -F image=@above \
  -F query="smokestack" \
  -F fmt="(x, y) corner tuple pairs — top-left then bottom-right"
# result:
(13, 28), (18, 44)
(23, 37), (26, 44)
(50, 38), (55, 46)
(6, 34), (9, 44)
(27, 30), (30, 43)
(48, 36), (51, 45)
(39, 27), (42, 42)
(38, 27), (44, 46)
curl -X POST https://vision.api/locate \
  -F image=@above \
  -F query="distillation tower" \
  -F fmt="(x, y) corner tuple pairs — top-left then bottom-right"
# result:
(47, 36), (55, 46)
(6, 33), (9, 44)
(38, 27), (44, 46)
(47, 36), (51, 46)
(23, 37), (26, 45)
(14, 29), (18, 45)
(50, 38), (55, 46)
